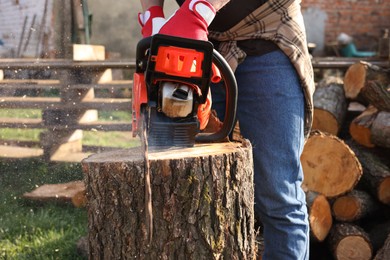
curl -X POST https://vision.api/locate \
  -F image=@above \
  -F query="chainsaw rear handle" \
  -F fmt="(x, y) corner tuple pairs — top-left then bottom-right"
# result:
(195, 49), (237, 143)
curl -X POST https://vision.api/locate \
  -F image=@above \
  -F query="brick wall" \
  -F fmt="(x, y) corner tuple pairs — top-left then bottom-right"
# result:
(301, 0), (390, 53)
(0, 0), (54, 58)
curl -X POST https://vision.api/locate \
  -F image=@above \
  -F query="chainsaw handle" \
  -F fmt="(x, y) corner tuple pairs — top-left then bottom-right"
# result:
(195, 49), (238, 143)
(135, 36), (152, 73)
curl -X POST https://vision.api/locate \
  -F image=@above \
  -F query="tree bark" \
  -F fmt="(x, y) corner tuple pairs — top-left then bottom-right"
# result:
(313, 78), (347, 135)
(301, 131), (362, 198)
(332, 189), (381, 222)
(346, 140), (390, 206)
(82, 141), (256, 259)
(371, 111), (390, 149)
(327, 223), (373, 260)
(306, 191), (333, 242)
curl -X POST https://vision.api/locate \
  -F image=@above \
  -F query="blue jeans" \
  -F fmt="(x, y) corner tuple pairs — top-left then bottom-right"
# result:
(212, 50), (309, 260)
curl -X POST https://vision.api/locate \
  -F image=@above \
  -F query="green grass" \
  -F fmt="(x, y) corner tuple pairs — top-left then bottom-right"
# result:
(0, 159), (87, 259)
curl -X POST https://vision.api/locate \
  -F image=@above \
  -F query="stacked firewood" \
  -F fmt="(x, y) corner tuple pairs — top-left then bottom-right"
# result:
(303, 61), (390, 260)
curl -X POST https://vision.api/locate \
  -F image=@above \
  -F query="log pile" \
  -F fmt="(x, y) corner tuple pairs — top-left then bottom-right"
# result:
(305, 61), (390, 259)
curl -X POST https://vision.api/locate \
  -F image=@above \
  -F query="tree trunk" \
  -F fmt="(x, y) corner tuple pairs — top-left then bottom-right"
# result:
(346, 140), (390, 206)
(328, 223), (373, 260)
(301, 131), (362, 198)
(332, 189), (381, 222)
(343, 61), (390, 111)
(82, 141), (256, 259)
(306, 191), (333, 242)
(313, 78), (347, 135)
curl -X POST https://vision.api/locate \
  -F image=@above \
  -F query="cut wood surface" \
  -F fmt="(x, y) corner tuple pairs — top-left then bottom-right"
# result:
(328, 223), (373, 260)
(313, 77), (347, 135)
(306, 191), (332, 242)
(347, 140), (390, 205)
(332, 189), (380, 222)
(23, 180), (86, 207)
(82, 141), (256, 259)
(301, 131), (362, 198)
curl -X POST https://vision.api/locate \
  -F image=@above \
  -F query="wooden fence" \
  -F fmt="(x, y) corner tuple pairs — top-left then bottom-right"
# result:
(0, 45), (137, 162)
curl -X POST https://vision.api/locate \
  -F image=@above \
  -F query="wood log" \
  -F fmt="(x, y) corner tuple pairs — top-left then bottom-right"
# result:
(350, 107), (390, 148)
(327, 223), (373, 260)
(343, 61), (390, 111)
(301, 131), (362, 198)
(332, 189), (381, 222)
(349, 105), (379, 148)
(22, 180), (86, 207)
(82, 141), (256, 259)
(313, 77), (347, 135)
(374, 233), (390, 260)
(371, 111), (390, 149)
(346, 140), (390, 206)
(306, 191), (333, 242)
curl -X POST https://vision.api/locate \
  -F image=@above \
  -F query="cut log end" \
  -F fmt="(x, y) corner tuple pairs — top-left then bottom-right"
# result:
(337, 236), (372, 260)
(332, 196), (360, 221)
(313, 108), (339, 135)
(308, 192), (333, 242)
(301, 131), (362, 198)
(344, 62), (367, 99)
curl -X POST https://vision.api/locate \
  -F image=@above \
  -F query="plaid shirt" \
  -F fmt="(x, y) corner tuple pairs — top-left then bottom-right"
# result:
(209, 0), (314, 138)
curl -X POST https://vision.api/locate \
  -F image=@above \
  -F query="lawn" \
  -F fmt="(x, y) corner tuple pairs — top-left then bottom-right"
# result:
(0, 109), (139, 259)
(0, 159), (87, 259)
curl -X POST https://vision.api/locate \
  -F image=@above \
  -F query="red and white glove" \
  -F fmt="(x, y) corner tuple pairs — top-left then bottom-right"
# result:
(159, 0), (216, 41)
(138, 6), (165, 38)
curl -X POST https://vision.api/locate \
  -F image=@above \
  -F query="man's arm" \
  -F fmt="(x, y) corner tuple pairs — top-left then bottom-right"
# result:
(140, 0), (230, 11)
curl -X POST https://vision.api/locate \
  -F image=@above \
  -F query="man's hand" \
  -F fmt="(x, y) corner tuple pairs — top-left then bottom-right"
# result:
(138, 6), (166, 37)
(159, 0), (216, 41)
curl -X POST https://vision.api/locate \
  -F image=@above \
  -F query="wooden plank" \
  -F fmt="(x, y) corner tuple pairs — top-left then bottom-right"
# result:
(0, 80), (133, 90)
(0, 97), (131, 110)
(0, 145), (43, 158)
(0, 59), (136, 70)
(0, 118), (132, 131)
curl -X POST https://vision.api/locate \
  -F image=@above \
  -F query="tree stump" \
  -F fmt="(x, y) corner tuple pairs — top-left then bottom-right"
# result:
(313, 77), (347, 135)
(328, 223), (373, 260)
(301, 131), (362, 198)
(82, 141), (256, 259)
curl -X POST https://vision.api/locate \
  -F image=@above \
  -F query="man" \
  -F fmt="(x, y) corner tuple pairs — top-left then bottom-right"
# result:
(138, 0), (315, 259)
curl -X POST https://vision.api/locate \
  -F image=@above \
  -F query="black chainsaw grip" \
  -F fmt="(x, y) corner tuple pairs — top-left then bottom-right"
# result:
(135, 37), (152, 73)
(195, 49), (238, 143)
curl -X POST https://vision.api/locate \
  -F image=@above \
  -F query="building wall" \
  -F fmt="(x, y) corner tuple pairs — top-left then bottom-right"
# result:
(301, 0), (390, 55)
(0, 0), (54, 58)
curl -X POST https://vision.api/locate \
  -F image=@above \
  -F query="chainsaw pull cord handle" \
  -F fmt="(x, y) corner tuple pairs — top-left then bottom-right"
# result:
(195, 49), (238, 142)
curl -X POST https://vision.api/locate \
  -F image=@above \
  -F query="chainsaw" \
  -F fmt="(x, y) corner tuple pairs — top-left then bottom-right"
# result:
(132, 34), (238, 148)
